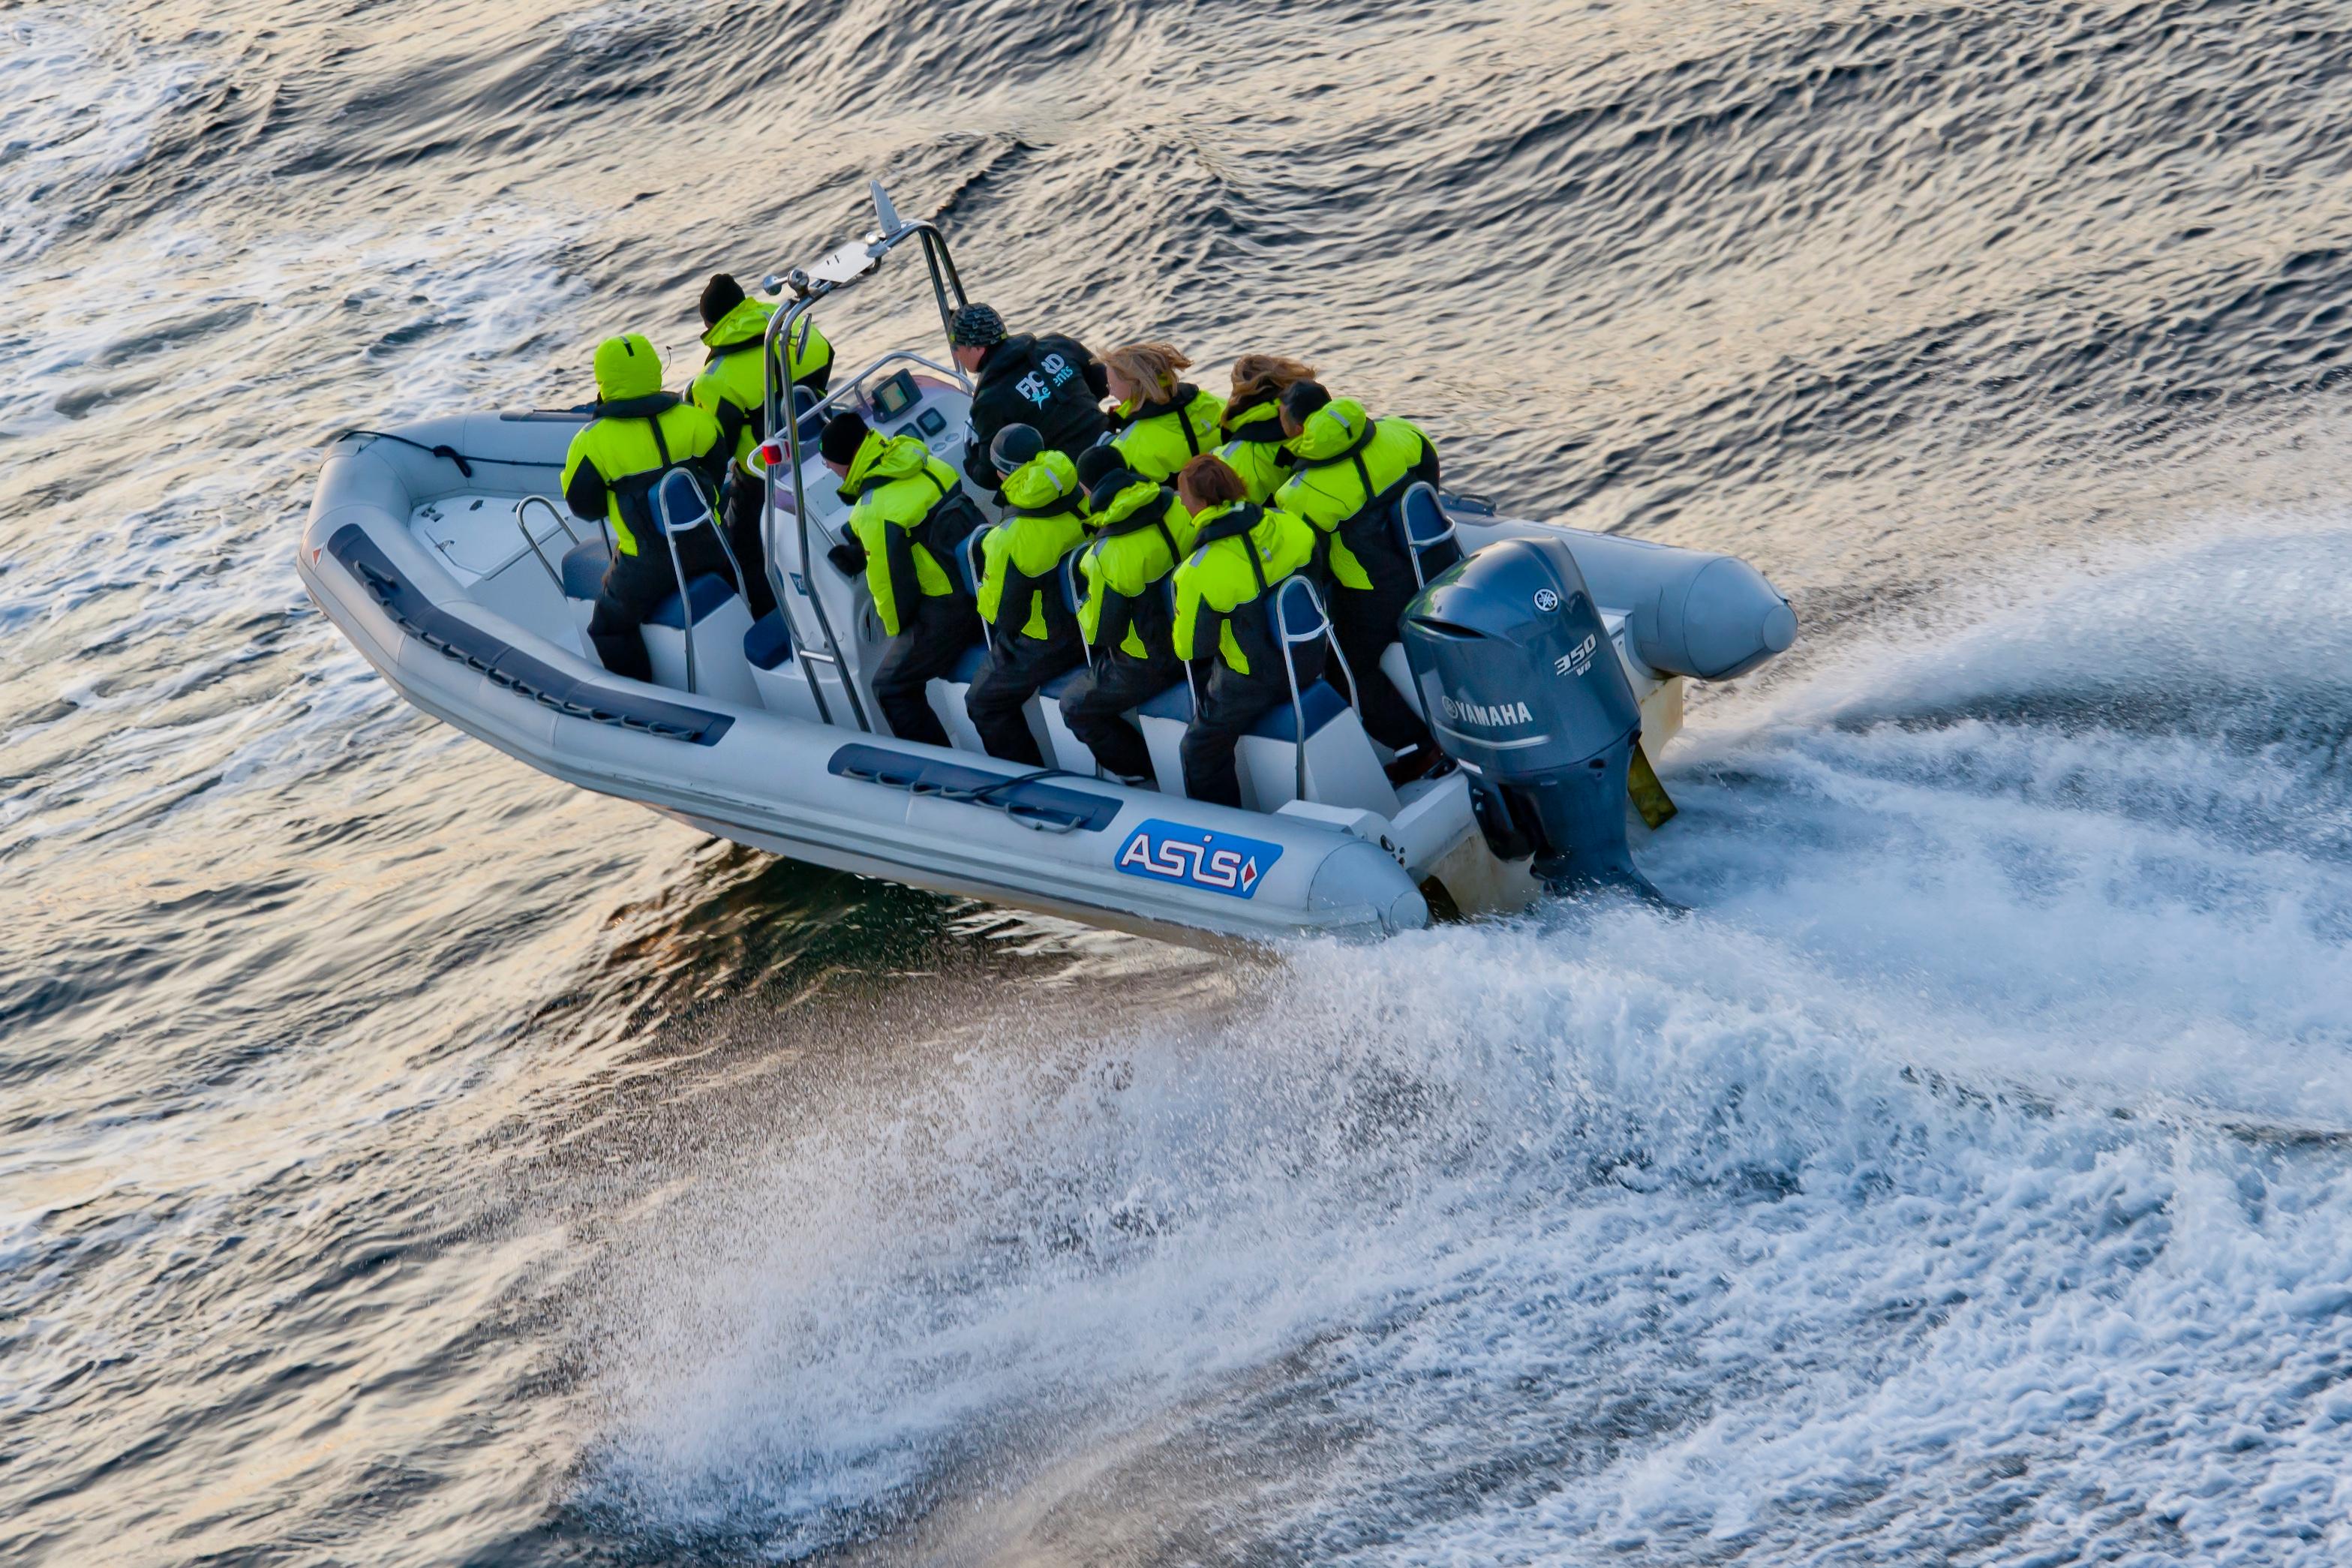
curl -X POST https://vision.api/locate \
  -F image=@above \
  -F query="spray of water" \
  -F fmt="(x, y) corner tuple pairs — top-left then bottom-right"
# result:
(559, 521), (2352, 1563)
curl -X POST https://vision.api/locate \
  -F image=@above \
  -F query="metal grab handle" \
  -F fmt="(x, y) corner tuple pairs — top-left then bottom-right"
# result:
(1398, 481), (1458, 590)
(512, 495), (578, 590)
(761, 197), (972, 737)
(1272, 575), (1348, 803)
(652, 470), (729, 695)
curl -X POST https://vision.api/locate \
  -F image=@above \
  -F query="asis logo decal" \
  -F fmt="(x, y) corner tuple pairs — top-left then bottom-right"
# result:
(1532, 587), (1561, 612)
(1115, 819), (1283, 900)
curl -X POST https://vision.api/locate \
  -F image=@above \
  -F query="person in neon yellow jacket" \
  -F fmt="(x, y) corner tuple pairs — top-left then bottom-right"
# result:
(1102, 342), (1225, 483)
(1273, 380), (1443, 779)
(686, 274), (833, 617)
(967, 425), (1089, 764)
(1169, 455), (1319, 807)
(559, 333), (734, 683)
(817, 410), (976, 748)
(1060, 461), (1196, 782)
(1214, 353), (1316, 503)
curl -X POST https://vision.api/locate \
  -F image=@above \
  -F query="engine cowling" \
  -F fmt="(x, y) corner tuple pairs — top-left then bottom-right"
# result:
(1401, 536), (1657, 897)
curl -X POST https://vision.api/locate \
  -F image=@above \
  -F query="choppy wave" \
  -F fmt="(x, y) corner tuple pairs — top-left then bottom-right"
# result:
(8, 0), (2352, 1563)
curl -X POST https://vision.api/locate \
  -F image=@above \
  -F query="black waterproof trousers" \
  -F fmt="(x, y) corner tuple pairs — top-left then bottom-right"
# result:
(1179, 642), (1325, 808)
(719, 473), (778, 619)
(968, 631), (1085, 766)
(588, 527), (736, 683)
(1331, 574), (1434, 758)
(1059, 650), (1183, 781)
(872, 594), (981, 747)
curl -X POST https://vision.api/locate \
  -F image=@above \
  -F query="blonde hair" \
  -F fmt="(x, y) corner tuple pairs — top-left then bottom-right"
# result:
(1100, 341), (1191, 404)
(1228, 353), (1316, 406)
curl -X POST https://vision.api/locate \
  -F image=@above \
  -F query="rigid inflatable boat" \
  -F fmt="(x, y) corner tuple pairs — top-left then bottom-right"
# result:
(296, 184), (1796, 945)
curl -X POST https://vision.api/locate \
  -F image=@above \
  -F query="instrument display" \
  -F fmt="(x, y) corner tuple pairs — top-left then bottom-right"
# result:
(869, 369), (920, 421)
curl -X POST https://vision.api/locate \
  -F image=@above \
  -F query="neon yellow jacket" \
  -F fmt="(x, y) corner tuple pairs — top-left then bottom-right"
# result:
(1172, 500), (1316, 676)
(1110, 383), (1225, 482)
(840, 431), (960, 635)
(1273, 398), (1439, 591)
(1215, 394), (1296, 504)
(560, 334), (728, 557)
(689, 297), (833, 471)
(1077, 479), (1194, 659)
(977, 450), (1086, 641)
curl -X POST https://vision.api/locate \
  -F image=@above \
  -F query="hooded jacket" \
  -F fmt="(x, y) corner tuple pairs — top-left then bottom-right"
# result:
(689, 297), (834, 470)
(1272, 398), (1440, 593)
(1215, 392), (1297, 504)
(1077, 479), (1194, 661)
(560, 334), (730, 556)
(1110, 382), (1226, 483)
(1172, 500), (1317, 677)
(840, 431), (961, 636)
(976, 449), (1088, 641)
(963, 332), (1110, 488)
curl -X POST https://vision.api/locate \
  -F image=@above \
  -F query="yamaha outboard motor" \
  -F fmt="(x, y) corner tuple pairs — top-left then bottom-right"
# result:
(1401, 536), (1657, 899)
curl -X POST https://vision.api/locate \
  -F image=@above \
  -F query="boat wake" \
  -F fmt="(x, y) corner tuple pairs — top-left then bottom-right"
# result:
(564, 519), (2352, 1563)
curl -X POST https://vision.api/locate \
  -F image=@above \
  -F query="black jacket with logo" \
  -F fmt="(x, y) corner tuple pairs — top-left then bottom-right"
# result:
(963, 332), (1110, 488)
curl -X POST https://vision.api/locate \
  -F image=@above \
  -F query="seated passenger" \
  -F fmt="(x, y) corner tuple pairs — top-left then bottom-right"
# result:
(1101, 342), (1225, 483)
(968, 425), (1089, 765)
(689, 272), (834, 619)
(1170, 455), (1320, 808)
(1074, 445), (1127, 527)
(1061, 461), (1196, 784)
(951, 303), (1108, 493)
(817, 410), (977, 748)
(1273, 380), (1442, 782)
(1215, 353), (1317, 503)
(560, 333), (735, 683)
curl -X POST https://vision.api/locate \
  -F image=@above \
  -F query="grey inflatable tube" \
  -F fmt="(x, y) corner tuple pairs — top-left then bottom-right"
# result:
(1557, 531), (1798, 680)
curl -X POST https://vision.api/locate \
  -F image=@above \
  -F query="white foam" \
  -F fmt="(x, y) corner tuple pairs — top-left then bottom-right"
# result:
(572, 518), (2352, 1562)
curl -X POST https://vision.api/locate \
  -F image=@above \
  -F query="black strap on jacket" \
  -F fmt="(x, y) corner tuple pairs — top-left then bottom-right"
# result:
(866, 467), (954, 617)
(1089, 492), (1185, 655)
(599, 397), (698, 550)
(1186, 504), (1283, 671)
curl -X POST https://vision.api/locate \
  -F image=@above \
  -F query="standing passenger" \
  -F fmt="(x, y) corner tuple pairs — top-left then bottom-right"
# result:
(560, 334), (735, 682)
(1170, 455), (1319, 807)
(687, 272), (833, 617)
(1101, 342), (1224, 483)
(1272, 380), (1441, 781)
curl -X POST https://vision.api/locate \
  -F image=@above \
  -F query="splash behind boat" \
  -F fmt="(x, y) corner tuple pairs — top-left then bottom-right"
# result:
(295, 184), (1795, 944)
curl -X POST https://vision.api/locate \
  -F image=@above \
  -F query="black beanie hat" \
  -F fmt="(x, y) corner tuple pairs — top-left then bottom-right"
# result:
(1087, 464), (1140, 513)
(698, 273), (746, 328)
(819, 410), (870, 465)
(988, 422), (1044, 475)
(1281, 379), (1332, 423)
(1074, 444), (1125, 491)
(950, 302), (1008, 348)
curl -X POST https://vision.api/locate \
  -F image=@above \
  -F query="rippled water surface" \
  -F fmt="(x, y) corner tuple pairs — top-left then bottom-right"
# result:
(9, 2), (2352, 1562)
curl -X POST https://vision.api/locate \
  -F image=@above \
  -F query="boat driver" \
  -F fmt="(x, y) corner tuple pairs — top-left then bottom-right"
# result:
(686, 272), (834, 618)
(950, 302), (1109, 494)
